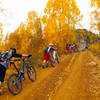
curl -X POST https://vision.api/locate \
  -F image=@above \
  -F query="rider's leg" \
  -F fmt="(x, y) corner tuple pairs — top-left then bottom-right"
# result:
(42, 52), (48, 68)
(0, 65), (6, 95)
(47, 60), (51, 67)
(43, 60), (46, 63)
(47, 53), (51, 67)
(0, 66), (6, 95)
(0, 81), (3, 95)
(46, 61), (49, 67)
(42, 60), (46, 68)
(0, 81), (2, 91)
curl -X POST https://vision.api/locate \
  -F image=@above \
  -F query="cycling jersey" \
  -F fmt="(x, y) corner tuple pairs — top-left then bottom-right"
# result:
(44, 46), (54, 53)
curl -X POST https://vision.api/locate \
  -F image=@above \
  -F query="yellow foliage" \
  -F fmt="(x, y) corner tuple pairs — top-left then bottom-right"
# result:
(89, 42), (100, 55)
(90, 0), (100, 33)
(0, 1), (98, 67)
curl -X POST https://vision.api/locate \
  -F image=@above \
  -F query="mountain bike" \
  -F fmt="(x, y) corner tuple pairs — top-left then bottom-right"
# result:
(51, 50), (60, 66)
(7, 55), (36, 95)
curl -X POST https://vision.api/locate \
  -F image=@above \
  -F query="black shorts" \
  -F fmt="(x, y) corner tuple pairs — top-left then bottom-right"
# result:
(0, 64), (6, 82)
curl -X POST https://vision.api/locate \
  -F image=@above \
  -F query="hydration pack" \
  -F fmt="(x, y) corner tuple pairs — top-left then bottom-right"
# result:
(0, 51), (9, 62)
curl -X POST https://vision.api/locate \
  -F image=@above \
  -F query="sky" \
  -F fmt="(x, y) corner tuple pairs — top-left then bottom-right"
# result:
(75, 0), (92, 29)
(0, 0), (94, 35)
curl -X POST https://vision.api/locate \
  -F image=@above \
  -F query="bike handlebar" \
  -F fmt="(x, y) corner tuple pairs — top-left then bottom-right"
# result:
(28, 54), (32, 58)
(10, 54), (32, 63)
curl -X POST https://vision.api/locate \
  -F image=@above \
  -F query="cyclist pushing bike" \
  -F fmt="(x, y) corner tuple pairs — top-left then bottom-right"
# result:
(42, 43), (55, 68)
(0, 47), (30, 95)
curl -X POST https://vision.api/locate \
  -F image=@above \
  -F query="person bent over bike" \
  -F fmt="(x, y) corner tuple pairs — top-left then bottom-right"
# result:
(42, 43), (55, 68)
(0, 47), (29, 95)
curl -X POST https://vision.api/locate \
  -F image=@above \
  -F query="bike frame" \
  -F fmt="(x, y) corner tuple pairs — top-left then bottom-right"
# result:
(10, 58), (26, 76)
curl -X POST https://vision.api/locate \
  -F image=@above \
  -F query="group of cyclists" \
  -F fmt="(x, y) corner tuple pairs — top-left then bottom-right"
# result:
(0, 42), (83, 95)
(0, 43), (59, 95)
(66, 43), (78, 54)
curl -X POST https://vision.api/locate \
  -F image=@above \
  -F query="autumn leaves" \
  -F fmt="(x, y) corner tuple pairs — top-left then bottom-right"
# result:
(0, 0), (99, 64)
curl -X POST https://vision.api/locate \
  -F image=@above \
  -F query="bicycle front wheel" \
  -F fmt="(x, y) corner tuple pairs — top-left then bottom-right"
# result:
(57, 56), (61, 64)
(50, 59), (56, 67)
(7, 74), (22, 95)
(27, 65), (36, 82)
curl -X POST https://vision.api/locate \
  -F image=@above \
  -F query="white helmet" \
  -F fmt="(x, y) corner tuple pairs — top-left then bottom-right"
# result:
(49, 43), (54, 46)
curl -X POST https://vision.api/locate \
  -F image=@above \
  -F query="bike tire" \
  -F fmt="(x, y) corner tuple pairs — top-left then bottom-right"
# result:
(50, 59), (56, 67)
(57, 56), (61, 64)
(27, 65), (36, 82)
(7, 73), (22, 95)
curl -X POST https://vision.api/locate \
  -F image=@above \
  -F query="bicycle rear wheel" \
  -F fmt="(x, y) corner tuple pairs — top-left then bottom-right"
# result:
(27, 65), (36, 82)
(7, 73), (22, 95)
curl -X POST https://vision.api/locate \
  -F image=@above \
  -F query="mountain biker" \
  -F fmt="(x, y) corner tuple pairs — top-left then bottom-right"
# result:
(69, 44), (72, 53)
(42, 43), (55, 68)
(66, 43), (70, 54)
(74, 43), (78, 52)
(70, 44), (74, 53)
(0, 47), (29, 95)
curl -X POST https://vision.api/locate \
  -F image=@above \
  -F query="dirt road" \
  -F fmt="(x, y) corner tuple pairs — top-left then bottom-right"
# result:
(0, 51), (100, 100)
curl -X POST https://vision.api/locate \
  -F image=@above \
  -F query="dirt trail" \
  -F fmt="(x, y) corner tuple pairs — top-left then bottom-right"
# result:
(0, 51), (100, 100)
(53, 51), (90, 100)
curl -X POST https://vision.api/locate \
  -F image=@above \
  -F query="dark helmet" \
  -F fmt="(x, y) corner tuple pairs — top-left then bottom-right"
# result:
(10, 46), (16, 53)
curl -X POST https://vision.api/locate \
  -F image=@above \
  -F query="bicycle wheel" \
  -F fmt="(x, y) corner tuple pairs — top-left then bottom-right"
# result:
(50, 58), (56, 67)
(27, 65), (36, 82)
(57, 56), (61, 64)
(7, 74), (22, 95)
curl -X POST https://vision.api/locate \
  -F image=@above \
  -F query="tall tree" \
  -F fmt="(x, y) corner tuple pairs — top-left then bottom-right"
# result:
(42, 0), (82, 53)
(90, 0), (100, 34)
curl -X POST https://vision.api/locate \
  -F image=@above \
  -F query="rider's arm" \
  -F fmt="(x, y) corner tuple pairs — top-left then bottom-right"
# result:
(22, 54), (28, 57)
(51, 47), (55, 51)
(49, 47), (55, 53)
(13, 54), (29, 58)
(12, 54), (22, 58)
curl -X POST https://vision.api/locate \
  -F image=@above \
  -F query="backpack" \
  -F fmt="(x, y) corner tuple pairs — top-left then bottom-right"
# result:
(0, 51), (9, 62)
(44, 47), (49, 52)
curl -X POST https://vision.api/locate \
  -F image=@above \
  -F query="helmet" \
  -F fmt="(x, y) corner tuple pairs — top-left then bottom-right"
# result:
(10, 47), (16, 53)
(10, 46), (16, 50)
(49, 43), (54, 46)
